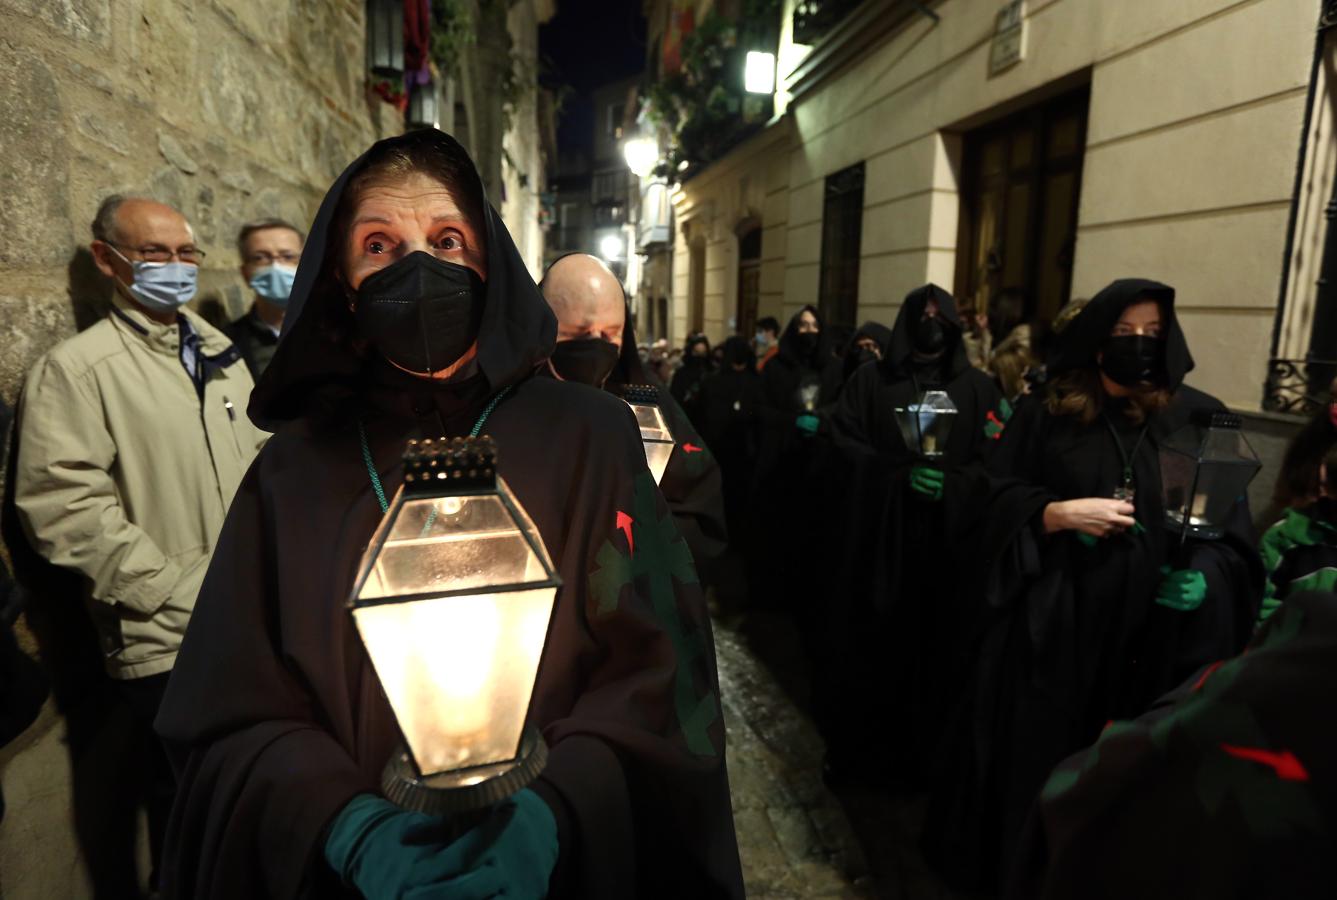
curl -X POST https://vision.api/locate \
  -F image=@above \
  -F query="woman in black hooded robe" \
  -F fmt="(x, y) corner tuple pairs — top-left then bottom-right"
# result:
(923, 278), (1263, 892)
(154, 130), (742, 900)
(814, 285), (1005, 780)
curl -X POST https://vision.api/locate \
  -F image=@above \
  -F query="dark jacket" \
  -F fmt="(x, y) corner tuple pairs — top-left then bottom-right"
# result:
(222, 306), (281, 380)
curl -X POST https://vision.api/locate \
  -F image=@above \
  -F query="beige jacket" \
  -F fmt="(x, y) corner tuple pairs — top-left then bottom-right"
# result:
(15, 293), (267, 679)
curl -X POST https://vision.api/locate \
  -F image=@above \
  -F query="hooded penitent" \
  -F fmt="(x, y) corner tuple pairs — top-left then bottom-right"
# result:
(923, 278), (1262, 893)
(155, 130), (742, 900)
(840, 320), (893, 384)
(747, 305), (845, 610)
(814, 285), (1006, 780)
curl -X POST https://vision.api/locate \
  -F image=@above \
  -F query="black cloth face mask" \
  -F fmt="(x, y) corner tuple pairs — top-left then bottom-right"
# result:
(1100, 334), (1164, 387)
(795, 331), (819, 359)
(550, 338), (620, 387)
(912, 315), (947, 355)
(354, 251), (486, 374)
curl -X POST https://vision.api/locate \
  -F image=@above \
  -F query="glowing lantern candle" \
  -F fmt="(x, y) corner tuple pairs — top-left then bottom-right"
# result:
(893, 390), (959, 459)
(624, 384), (676, 485)
(349, 436), (560, 813)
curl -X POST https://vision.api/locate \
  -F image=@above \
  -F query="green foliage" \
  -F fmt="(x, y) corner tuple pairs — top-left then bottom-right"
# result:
(641, 3), (781, 182)
(430, 0), (476, 79)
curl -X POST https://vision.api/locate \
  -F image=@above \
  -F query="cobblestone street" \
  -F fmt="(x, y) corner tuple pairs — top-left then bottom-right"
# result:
(714, 613), (965, 900)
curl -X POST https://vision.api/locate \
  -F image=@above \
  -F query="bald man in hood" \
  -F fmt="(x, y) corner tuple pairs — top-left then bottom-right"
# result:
(541, 253), (729, 578)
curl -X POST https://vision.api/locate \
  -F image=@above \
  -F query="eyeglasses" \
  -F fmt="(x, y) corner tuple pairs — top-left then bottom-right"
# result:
(108, 242), (206, 264)
(246, 251), (301, 266)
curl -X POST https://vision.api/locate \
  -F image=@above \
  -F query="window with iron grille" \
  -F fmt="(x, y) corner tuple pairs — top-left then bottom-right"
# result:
(818, 163), (865, 330)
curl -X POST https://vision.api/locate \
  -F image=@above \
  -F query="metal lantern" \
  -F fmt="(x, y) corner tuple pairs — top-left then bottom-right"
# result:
(1159, 411), (1262, 541)
(624, 384), (676, 485)
(366, 0), (405, 77)
(348, 437), (559, 813)
(893, 390), (959, 458)
(407, 79), (439, 130)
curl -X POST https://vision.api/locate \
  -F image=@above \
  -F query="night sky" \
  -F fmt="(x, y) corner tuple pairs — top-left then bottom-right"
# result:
(540, 0), (648, 160)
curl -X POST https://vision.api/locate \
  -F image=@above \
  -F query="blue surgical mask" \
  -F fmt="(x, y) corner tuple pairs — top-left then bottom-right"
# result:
(109, 246), (198, 312)
(248, 264), (297, 307)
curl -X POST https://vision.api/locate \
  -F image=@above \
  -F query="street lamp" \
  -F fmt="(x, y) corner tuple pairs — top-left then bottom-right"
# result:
(349, 437), (559, 814)
(744, 50), (777, 94)
(624, 384), (676, 484)
(1159, 411), (1261, 541)
(893, 390), (959, 458)
(600, 233), (625, 262)
(406, 79), (439, 130)
(623, 136), (659, 179)
(366, 0), (405, 77)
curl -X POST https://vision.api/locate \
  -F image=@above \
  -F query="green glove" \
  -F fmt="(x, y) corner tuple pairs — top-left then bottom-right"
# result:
(796, 413), (820, 435)
(909, 465), (944, 501)
(1156, 566), (1207, 612)
(325, 789), (558, 900)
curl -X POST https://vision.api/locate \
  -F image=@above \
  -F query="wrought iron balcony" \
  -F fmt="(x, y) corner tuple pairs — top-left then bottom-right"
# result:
(1263, 358), (1337, 415)
(792, 0), (865, 45)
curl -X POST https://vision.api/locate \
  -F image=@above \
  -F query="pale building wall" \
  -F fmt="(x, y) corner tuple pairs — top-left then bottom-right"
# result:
(672, 122), (793, 345)
(667, 0), (1315, 408)
(501, 0), (550, 280)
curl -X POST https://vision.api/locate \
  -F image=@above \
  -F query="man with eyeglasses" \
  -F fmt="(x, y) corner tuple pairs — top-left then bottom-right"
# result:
(9, 193), (265, 894)
(225, 217), (305, 378)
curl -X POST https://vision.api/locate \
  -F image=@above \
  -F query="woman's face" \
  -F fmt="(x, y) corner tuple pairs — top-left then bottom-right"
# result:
(344, 171), (487, 290)
(1110, 300), (1163, 339)
(797, 310), (820, 334)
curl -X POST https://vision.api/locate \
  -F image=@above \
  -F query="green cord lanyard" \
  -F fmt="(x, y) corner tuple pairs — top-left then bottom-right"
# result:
(358, 385), (513, 515)
(1102, 412), (1148, 502)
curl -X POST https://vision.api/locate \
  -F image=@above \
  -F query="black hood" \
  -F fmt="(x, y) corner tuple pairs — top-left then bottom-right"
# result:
(885, 283), (968, 378)
(777, 305), (830, 367)
(1047, 278), (1193, 390)
(851, 321), (893, 358)
(249, 129), (556, 430)
(720, 335), (756, 369)
(607, 302), (656, 393)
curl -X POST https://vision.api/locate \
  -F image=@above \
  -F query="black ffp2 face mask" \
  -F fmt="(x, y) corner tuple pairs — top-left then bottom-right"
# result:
(1100, 334), (1164, 387)
(549, 338), (621, 387)
(354, 251), (487, 374)
(912, 315), (947, 355)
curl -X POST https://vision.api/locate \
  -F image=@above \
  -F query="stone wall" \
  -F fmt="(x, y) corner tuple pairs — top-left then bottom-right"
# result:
(0, 0), (399, 412)
(0, 2), (398, 896)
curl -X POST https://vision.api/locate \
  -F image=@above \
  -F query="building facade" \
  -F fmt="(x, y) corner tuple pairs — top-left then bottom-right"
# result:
(654, 0), (1328, 414)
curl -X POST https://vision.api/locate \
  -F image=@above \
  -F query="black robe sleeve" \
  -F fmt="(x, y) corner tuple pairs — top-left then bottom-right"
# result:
(1006, 591), (1337, 900)
(655, 393), (729, 574)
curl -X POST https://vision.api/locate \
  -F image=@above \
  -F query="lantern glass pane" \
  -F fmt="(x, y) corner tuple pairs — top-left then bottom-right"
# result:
(628, 400), (676, 483)
(1160, 420), (1261, 537)
(893, 390), (958, 458)
(356, 493), (550, 600)
(353, 585), (556, 777)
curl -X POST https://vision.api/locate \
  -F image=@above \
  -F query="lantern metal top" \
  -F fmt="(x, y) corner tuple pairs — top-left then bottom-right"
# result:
(624, 384), (661, 405)
(403, 436), (497, 495)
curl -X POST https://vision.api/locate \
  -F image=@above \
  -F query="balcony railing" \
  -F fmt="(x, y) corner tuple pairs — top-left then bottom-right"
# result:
(792, 0), (865, 45)
(1263, 358), (1337, 415)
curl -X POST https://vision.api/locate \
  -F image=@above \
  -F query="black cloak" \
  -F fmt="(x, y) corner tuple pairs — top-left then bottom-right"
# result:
(747, 306), (844, 610)
(605, 314), (729, 577)
(924, 278), (1263, 892)
(1008, 590), (1337, 899)
(155, 130), (743, 900)
(815, 285), (1006, 777)
(668, 335), (712, 413)
(692, 338), (765, 587)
